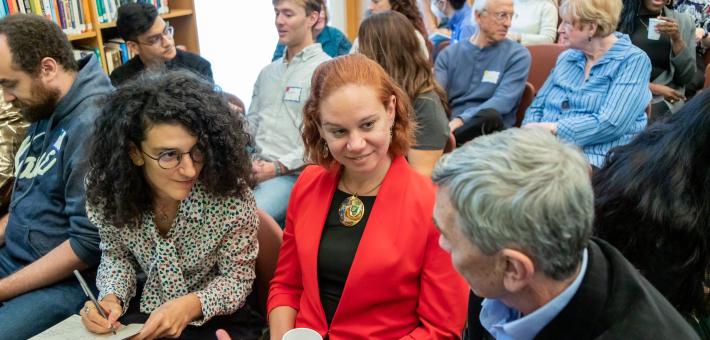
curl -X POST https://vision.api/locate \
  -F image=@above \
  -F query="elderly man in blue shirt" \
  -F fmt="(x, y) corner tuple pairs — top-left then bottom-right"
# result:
(434, 0), (530, 145)
(432, 128), (699, 340)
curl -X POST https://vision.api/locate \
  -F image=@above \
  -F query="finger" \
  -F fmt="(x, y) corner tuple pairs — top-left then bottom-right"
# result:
(81, 306), (113, 334)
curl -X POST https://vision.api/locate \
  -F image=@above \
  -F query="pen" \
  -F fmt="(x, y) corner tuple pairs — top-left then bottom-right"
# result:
(73, 269), (117, 335)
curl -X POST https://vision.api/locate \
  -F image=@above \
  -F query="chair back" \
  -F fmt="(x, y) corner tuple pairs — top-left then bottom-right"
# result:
(254, 209), (283, 315)
(526, 44), (567, 92)
(515, 82), (536, 127)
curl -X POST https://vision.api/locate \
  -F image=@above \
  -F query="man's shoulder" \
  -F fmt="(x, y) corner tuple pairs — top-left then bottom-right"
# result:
(109, 56), (143, 85)
(175, 49), (211, 67)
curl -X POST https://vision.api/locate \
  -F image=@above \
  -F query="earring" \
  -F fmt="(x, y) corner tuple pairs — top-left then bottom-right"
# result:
(133, 159), (144, 166)
(321, 141), (329, 158)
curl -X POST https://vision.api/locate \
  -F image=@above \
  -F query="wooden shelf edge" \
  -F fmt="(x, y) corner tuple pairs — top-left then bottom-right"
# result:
(98, 9), (194, 29)
(68, 31), (98, 41)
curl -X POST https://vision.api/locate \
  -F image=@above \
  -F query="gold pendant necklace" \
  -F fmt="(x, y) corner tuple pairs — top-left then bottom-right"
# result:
(338, 177), (384, 227)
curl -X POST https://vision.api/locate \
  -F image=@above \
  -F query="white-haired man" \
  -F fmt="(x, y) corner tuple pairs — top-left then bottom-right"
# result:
(432, 128), (699, 339)
(434, 0), (530, 145)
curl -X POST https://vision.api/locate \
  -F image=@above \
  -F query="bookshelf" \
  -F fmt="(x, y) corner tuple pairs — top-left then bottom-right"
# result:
(65, 0), (200, 73)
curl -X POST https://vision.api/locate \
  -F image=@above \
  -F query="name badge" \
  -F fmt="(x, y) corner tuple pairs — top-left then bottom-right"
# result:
(482, 70), (500, 84)
(284, 86), (302, 102)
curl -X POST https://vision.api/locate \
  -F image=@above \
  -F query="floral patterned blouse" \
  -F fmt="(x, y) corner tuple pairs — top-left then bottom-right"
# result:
(88, 183), (259, 325)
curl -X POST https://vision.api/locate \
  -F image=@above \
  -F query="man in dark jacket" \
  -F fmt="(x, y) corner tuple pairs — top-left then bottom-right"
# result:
(0, 14), (112, 339)
(109, 2), (213, 86)
(432, 127), (699, 340)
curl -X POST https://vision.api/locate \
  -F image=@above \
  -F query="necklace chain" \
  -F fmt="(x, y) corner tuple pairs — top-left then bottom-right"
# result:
(341, 176), (384, 196)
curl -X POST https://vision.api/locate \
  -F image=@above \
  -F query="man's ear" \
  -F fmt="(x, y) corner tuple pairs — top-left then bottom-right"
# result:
(128, 142), (144, 166)
(500, 248), (535, 293)
(307, 9), (320, 30)
(126, 41), (140, 55)
(38, 57), (59, 83)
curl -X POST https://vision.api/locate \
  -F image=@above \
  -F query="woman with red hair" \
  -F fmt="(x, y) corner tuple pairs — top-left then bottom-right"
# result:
(267, 54), (467, 339)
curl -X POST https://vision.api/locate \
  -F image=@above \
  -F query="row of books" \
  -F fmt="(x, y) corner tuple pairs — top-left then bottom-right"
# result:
(103, 38), (135, 73)
(0, 0), (92, 35)
(71, 38), (134, 73)
(0, 0), (170, 34)
(95, 0), (168, 23)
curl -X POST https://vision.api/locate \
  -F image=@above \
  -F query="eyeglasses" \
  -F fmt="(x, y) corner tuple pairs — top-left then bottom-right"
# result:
(484, 10), (515, 22)
(139, 25), (174, 47)
(141, 146), (204, 169)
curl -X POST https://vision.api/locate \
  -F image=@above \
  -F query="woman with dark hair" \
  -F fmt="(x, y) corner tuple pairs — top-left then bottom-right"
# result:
(267, 54), (467, 339)
(618, 0), (696, 118)
(80, 70), (258, 339)
(352, 0), (433, 59)
(594, 90), (710, 337)
(358, 11), (450, 177)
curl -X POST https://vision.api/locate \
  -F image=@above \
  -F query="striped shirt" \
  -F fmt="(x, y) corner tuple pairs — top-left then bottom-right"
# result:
(523, 33), (651, 167)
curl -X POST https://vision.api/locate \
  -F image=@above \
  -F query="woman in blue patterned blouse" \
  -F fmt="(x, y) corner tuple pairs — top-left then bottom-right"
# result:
(80, 70), (259, 339)
(522, 0), (652, 168)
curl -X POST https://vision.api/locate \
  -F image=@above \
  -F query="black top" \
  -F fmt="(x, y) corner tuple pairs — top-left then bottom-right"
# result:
(630, 14), (671, 81)
(317, 189), (376, 325)
(109, 49), (213, 86)
(464, 238), (699, 340)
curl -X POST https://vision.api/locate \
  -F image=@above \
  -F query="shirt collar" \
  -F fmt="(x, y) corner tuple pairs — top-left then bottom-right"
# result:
(480, 248), (589, 340)
(567, 32), (633, 65)
(281, 43), (324, 64)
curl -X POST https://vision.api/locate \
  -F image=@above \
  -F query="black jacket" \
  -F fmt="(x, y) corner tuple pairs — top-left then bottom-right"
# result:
(109, 49), (213, 86)
(465, 238), (699, 340)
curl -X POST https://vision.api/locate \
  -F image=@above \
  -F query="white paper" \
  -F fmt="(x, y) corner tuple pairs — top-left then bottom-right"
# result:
(31, 315), (143, 340)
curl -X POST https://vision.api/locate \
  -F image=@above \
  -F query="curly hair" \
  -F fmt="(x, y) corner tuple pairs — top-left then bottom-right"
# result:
(86, 70), (253, 228)
(0, 14), (78, 74)
(358, 11), (450, 117)
(594, 90), (710, 316)
(302, 54), (415, 168)
(389, 0), (434, 55)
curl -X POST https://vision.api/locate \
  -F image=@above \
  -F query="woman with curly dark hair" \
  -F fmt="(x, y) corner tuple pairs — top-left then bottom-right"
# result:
(352, 0), (434, 59)
(594, 90), (710, 337)
(80, 70), (259, 339)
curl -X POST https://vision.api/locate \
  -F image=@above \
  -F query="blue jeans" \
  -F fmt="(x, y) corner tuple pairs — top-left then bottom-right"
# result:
(254, 174), (298, 228)
(0, 247), (88, 340)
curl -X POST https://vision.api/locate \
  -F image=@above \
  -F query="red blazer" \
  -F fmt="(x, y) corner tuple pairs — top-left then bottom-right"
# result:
(268, 156), (468, 339)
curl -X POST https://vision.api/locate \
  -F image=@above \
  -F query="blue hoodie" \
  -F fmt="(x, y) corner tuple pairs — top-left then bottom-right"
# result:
(4, 55), (112, 266)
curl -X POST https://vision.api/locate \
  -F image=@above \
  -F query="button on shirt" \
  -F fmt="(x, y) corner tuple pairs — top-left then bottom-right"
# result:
(247, 44), (331, 170)
(480, 249), (589, 340)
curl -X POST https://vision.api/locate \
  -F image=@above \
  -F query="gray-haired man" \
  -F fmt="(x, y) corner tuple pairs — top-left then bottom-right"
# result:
(432, 128), (698, 339)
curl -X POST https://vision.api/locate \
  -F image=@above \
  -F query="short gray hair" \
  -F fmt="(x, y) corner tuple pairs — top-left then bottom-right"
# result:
(432, 128), (593, 280)
(472, 0), (489, 13)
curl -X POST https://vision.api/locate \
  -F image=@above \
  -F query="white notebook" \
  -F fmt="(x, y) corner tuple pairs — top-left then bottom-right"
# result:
(31, 314), (143, 340)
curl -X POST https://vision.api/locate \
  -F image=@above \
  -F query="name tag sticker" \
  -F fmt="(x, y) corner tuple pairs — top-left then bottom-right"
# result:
(482, 70), (500, 84)
(284, 87), (302, 102)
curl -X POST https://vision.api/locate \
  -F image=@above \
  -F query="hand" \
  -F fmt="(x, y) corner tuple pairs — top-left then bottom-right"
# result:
(522, 122), (558, 135)
(695, 27), (705, 44)
(0, 213), (8, 246)
(448, 118), (464, 132)
(132, 294), (202, 340)
(80, 295), (123, 334)
(656, 16), (682, 42)
(216, 329), (232, 340)
(651, 83), (685, 103)
(252, 160), (277, 183)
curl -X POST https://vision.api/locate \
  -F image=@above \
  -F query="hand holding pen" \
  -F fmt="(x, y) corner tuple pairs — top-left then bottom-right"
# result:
(74, 270), (122, 335)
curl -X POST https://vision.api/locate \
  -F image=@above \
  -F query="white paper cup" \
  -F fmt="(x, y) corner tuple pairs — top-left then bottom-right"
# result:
(282, 328), (323, 340)
(648, 18), (662, 40)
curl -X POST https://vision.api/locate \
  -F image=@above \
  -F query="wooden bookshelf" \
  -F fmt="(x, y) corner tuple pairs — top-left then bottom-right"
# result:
(69, 0), (200, 73)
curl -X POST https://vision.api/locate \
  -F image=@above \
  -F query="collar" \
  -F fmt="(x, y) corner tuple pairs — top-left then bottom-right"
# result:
(480, 248), (589, 340)
(566, 32), (633, 65)
(281, 43), (324, 64)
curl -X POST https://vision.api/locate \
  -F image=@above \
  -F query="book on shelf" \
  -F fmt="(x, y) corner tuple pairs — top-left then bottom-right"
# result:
(0, 0), (90, 36)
